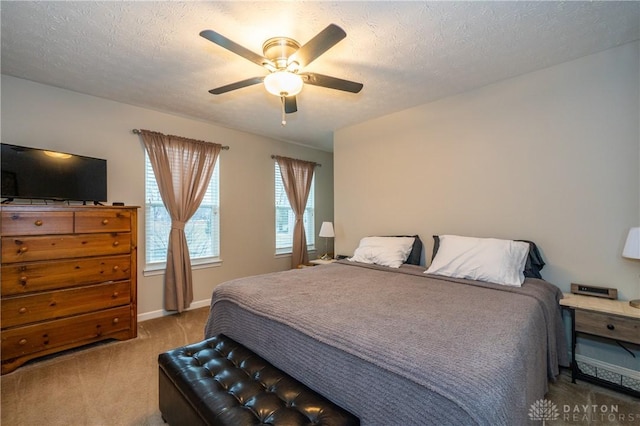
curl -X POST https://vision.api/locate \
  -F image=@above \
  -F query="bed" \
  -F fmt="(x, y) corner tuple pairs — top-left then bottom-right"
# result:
(204, 238), (568, 425)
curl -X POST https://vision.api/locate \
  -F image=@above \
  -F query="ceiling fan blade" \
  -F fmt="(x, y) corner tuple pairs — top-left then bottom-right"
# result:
(200, 29), (274, 68)
(300, 73), (363, 93)
(289, 24), (346, 68)
(209, 77), (264, 95)
(284, 96), (297, 114)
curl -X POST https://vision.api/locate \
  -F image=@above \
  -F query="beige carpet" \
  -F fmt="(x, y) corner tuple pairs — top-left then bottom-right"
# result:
(2, 306), (638, 425)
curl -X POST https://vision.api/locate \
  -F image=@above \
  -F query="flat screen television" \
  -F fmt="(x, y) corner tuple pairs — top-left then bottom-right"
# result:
(1, 143), (107, 203)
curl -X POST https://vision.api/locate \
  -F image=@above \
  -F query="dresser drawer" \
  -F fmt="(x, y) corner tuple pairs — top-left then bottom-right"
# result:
(575, 310), (640, 345)
(1, 305), (131, 361)
(1, 281), (132, 328)
(1, 255), (131, 296)
(75, 209), (132, 233)
(1, 211), (73, 236)
(1, 233), (131, 263)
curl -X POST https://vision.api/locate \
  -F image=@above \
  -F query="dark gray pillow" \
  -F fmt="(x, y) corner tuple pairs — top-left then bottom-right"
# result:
(515, 239), (545, 279)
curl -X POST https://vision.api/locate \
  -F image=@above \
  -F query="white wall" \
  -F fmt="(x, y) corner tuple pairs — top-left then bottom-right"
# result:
(1, 75), (334, 317)
(335, 41), (640, 301)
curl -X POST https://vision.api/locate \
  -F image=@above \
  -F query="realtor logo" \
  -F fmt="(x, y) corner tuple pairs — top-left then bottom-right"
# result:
(529, 399), (560, 425)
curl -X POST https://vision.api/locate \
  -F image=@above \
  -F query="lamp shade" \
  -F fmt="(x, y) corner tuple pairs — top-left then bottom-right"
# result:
(319, 222), (335, 238)
(622, 227), (640, 259)
(264, 71), (303, 97)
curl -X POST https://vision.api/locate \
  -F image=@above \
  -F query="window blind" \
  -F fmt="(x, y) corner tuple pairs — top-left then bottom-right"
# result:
(145, 154), (220, 266)
(275, 163), (315, 253)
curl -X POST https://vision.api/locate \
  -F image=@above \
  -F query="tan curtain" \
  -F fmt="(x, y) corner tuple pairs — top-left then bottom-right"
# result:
(275, 155), (316, 268)
(140, 130), (221, 312)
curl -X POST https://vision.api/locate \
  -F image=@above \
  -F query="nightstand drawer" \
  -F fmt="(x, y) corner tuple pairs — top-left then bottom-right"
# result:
(575, 310), (640, 344)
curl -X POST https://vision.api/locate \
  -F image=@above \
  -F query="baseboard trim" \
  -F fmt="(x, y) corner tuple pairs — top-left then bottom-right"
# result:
(137, 298), (211, 323)
(575, 354), (640, 381)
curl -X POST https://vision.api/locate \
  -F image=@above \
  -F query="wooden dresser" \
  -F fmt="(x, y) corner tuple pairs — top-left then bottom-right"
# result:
(1, 205), (138, 374)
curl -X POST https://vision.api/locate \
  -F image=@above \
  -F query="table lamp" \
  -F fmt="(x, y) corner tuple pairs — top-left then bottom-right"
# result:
(622, 227), (640, 308)
(319, 222), (335, 260)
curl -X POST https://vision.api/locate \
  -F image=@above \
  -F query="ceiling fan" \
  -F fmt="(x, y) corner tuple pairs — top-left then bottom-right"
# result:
(199, 24), (363, 125)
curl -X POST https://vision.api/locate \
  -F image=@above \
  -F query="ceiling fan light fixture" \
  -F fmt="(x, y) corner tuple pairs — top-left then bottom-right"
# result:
(264, 71), (303, 97)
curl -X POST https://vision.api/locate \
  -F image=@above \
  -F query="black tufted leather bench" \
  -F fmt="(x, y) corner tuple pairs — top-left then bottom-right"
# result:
(158, 334), (359, 426)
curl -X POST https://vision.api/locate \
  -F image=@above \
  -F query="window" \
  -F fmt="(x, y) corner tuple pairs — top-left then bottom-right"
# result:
(275, 163), (315, 254)
(145, 154), (220, 270)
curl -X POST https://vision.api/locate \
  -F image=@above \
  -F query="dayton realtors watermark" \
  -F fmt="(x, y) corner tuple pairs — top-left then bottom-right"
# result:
(562, 404), (637, 423)
(529, 399), (639, 424)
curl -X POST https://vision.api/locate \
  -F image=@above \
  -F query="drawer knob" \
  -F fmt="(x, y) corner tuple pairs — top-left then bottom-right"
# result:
(19, 246), (28, 253)
(113, 265), (119, 271)
(102, 219), (109, 225)
(34, 220), (43, 226)
(112, 292), (119, 298)
(18, 339), (27, 346)
(20, 276), (28, 285)
(18, 307), (27, 314)
(607, 324), (615, 331)
(113, 241), (119, 247)
(112, 317), (119, 324)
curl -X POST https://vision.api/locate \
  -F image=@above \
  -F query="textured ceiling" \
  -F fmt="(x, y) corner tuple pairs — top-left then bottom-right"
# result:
(2, 1), (639, 151)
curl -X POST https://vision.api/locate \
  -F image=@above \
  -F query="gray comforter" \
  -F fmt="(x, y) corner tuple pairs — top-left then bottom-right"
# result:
(205, 261), (568, 425)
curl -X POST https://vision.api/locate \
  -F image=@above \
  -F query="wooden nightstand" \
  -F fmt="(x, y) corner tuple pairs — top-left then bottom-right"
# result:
(560, 293), (640, 397)
(309, 259), (336, 266)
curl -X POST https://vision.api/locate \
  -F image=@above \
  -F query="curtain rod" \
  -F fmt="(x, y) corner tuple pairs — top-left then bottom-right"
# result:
(132, 129), (229, 150)
(271, 155), (321, 167)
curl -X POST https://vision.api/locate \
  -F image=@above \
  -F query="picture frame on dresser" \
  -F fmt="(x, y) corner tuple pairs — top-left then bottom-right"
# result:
(0, 205), (139, 374)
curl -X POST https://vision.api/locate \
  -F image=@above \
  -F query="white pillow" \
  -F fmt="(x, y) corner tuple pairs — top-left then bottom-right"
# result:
(425, 235), (529, 286)
(349, 236), (415, 268)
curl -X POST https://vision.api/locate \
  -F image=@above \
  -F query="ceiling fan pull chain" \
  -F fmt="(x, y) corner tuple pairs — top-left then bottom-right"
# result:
(281, 96), (287, 126)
